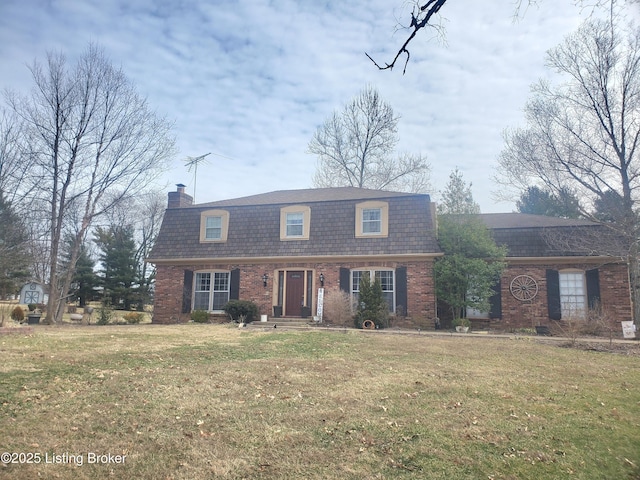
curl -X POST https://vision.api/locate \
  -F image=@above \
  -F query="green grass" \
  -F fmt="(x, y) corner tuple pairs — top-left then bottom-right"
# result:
(0, 324), (638, 479)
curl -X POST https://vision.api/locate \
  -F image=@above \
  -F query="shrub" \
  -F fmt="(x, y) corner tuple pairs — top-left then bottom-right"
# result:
(96, 306), (114, 325)
(452, 318), (471, 328)
(10, 306), (25, 322)
(27, 304), (37, 312)
(223, 300), (259, 324)
(354, 274), (389, 329)
(123, 312), (144, 324)
(322, 290), (354, 327)
(191, 310), (210, 323)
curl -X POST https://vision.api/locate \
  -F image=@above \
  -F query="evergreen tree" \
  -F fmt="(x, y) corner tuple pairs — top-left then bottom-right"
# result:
(435, 169), (506, 322)
(516, 186), (581, 218)
(0, 192), (30, 298)
(438, 167), (480, 215)
(354, 272), (389, 329)
(60, 236), (99, 307)
(73, 244), (99, 307)
(94, 225), (139, 310)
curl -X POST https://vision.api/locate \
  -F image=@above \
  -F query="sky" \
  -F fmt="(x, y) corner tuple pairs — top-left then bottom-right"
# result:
(1, 0), (636, 213)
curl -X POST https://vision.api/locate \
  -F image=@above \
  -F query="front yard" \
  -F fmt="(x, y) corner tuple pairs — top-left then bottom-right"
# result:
(0, 324), (639, 479)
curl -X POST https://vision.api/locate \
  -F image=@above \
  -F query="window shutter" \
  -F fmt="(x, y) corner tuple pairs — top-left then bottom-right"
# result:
(489, 280), (502, 319)
(339, 267), (350, 294)
(586, 269), (600, 309)
(182, 270), (194, 314)
(230, 268), (241, 300)
(395, 266), (408, 317)
(546, 269), (561, 320)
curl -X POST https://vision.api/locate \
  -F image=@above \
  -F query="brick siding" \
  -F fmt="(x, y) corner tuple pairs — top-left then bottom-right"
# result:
(153, 260), (437, 325)
(495, 262), (631, 330)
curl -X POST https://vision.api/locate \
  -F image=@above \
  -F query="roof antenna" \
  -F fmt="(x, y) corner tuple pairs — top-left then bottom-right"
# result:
(184, 153), (211, 203)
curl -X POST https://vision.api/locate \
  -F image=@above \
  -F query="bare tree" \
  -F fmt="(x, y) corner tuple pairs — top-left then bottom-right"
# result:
(5, 44), (175, 323)
(367, 1), (620, 74)
(0, 110), (37, 209)
(308, 85), (430, 193)
(495, 17), (640, 324)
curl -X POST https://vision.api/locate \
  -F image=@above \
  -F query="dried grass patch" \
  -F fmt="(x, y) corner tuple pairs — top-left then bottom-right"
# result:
(0, 325), (639, 479)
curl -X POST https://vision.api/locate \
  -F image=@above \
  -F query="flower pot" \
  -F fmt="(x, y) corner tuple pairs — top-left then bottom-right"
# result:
(27, 313), (41, 325)
(455, 326), (469, 333)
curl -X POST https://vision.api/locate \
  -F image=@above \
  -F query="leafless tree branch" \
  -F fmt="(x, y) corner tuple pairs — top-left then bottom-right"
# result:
(367, 1), (620, 74)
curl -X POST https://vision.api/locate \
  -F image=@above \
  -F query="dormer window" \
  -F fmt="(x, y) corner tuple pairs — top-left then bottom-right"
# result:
(280, 205), (311, 240)
(286, 212), (304, 237)
(199, 209), (230, 243)
(362, 208), (382, 234)
(205, 216), (222, 240)
(355, 201), (389, 238)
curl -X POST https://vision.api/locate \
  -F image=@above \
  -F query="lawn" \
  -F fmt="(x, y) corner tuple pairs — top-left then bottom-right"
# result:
(0, 324), (639, 479)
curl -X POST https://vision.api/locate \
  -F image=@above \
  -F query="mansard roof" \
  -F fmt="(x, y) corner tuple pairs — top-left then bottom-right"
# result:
(149, 187), (440, 262)
(478, 213), (607, 258)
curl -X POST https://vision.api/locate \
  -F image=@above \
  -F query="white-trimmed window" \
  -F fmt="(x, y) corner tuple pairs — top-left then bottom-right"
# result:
(205, 216), (222, 240)
(362, 208), (382, 234)
(200, 209), (230, 243)
(194, 272), (230, 311)
(351, 269), (395, 312)
(355, 201), (389, 237)
(286, 212), (304, 237)
(559, 270), (587, 315)
(280, 205), (311, 240)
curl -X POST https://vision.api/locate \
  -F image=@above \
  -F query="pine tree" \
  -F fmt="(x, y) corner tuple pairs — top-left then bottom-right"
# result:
(0, 192), (30, 298)
(73, 244), (99, 307)
(435, 169), (506, 322)
(94, 225), (139, 310)
(516, 186), (581, 218)
(438, 167), (480, 215)
(355, 273), (389, 329)
(60, 236), (99, 307)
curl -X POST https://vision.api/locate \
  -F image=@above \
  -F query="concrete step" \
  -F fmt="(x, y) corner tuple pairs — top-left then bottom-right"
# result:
(246, 317), (320, 329)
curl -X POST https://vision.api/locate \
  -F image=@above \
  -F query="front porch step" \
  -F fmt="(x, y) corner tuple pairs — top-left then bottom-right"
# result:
(246, 317), (319, 328)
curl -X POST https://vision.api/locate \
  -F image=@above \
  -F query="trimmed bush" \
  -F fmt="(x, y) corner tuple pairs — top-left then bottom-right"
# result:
(223, 300), (259, 324)
(354, 274), (389, 329)
(10, 306), (25, 322)
(123, 312), (144, 324)
(191, 310), (210, 323)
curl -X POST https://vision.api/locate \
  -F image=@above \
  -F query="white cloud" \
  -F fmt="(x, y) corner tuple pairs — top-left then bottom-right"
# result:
(0, 0), (623, 212)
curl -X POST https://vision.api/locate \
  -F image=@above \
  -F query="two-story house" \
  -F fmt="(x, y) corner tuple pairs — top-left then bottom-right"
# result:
(148, 186), (633, 330)
(148, 186), (442, 324)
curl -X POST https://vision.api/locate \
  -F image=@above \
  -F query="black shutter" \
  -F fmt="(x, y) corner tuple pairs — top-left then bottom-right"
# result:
(395, 266), (408, 317)
(586, 269), (601, 309)
(182, 270), (194, 314)
(230, 268), (240, 300)
(546, 269), (561, 320)
(489, 279), (502, 319)
(339, 267), (350, 294)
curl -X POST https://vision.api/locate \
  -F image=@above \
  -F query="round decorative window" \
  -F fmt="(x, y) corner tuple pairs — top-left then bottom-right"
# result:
(510, 275), (539, 301)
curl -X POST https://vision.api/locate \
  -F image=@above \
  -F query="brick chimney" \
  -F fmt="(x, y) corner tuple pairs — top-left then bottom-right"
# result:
(167, 184), (193, 208)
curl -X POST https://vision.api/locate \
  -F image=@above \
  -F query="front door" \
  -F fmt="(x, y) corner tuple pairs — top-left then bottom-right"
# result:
(285, 271), (305, 316)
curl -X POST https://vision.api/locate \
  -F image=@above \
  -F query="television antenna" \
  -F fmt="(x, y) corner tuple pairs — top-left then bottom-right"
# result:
(184, 152), (211, 202)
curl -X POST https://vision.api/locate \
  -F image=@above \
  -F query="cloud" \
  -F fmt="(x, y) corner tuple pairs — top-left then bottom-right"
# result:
(0, 0), (611, 211)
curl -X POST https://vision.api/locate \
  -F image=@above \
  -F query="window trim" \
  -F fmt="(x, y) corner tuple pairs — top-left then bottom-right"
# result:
(355, 201), (389, 238)
(350, 268), (396, 313)
(199, 209), (230, 243)
(193, 270), (231, 312)
(280, 205), (311, 240)
(559, 269), (587, 317)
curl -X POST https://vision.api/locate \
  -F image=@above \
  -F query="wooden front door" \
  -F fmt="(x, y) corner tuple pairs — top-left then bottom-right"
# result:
(285, 271), (305, 316)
